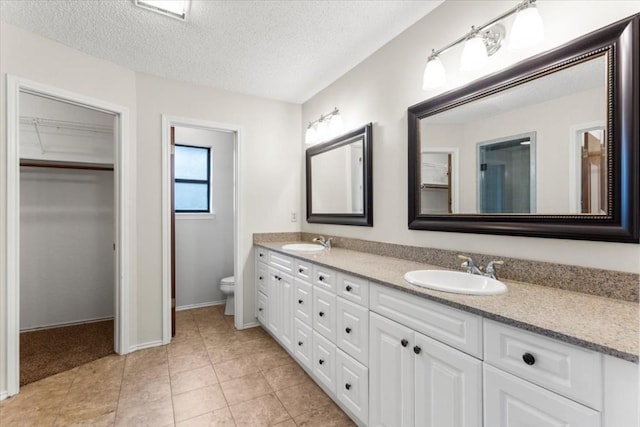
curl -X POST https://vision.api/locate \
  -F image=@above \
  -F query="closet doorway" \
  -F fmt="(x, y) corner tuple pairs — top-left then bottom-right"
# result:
(4, 76), (131, 397)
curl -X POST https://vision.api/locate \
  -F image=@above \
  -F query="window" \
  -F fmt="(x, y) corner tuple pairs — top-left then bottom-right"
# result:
(174, 144), (211, 213)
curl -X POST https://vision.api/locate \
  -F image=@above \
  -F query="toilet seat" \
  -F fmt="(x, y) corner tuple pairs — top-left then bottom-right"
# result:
(221, 276), (234, 286)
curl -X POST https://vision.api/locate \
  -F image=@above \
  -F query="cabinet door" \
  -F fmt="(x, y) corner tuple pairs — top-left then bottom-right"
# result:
(256, 261), (269, 295)
(336, 348), (369, 425)
(336, 297), (369, 366)
(369, 312), (414, 427)
(484, 365), (601, 427)
(294, 278), (312, 326)
(313, 331), (337, 395)
(266, 266), (280, 335)
(414, 332), (482, 427)
(313, 286), (337, 342)
(279, 272), (294, 351)
(257, 291), (268, 325)
(294, 318), (313, 370)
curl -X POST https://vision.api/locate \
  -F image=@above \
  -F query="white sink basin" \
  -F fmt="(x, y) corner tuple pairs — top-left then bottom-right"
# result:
(404, 270), (507, 295)
(282, 243), (326, 252)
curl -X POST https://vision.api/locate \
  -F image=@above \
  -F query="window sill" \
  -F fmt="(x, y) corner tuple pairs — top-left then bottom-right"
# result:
(176, 212), (216, 220)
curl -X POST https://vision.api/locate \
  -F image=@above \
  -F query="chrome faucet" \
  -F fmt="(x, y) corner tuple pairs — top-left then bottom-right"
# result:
(312, 236), (333, 249)
(457, 255), (504, 280)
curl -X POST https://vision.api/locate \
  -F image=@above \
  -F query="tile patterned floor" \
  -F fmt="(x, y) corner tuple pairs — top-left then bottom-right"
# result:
(0, 306), (355, 426)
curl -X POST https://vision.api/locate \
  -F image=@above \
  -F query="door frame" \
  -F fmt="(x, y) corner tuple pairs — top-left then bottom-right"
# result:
(161, 115), (244, 344)
(568, 121), (606, 213)
(3, 75), (132, 397)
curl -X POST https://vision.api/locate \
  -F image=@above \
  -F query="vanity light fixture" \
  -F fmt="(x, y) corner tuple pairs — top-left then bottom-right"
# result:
(133, 0), (190, 20)
(305, 108), (344, 145)
(422, 0), (544, 90)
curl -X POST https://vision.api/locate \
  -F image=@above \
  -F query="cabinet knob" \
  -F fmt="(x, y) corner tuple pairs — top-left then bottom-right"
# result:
(319, 359), (325, 365)
(299, 268), (304, 273)
(259, 253), (264, 257)
(319, 311), (325, 317)
(259, 276), (263, 280)
(278, 276), (282, 281)
(298, 341), (303, 346)
(258, 308), (263, 312)
(298, 299), (303, 304)
(522, 353), (536, 366)
(345, 327), (352, 334)
(346, 285), (352, 292)
(413, 345), (422, 355)
(401, 339), (409, 347)
(345, 383), (352, 390)
(319, 275), (325, 281)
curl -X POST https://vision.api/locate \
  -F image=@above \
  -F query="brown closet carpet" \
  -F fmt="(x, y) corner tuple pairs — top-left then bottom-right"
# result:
(20, 320), (114, 386)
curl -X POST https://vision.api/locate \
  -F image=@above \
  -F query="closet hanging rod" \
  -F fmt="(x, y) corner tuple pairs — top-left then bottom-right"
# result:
(20, 160), (114, 171)
(20, 116), (113, 134)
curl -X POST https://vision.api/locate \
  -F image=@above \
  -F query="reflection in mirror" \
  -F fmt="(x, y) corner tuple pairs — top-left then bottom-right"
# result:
(306, 123), (372, 226)
(420, 54), (606, 215)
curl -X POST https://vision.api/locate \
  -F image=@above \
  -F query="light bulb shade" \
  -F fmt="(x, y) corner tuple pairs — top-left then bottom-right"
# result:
(510, 6), (544, 49)
(460, 35), (488, 72)
(305, 126), (317, 145)
(422, 56), (447, 90)
(316, 120), (329, 142)
(329, 112), (343, 137)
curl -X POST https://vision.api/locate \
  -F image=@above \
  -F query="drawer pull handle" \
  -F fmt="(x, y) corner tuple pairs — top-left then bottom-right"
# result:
(319, 359), (325, 365)
(401, 339), (409, 347)
(298, 341), (303, 346)
(413, 345), (422, 355)
(522, 353), (536, 365)
(345, 383), (352, 390)
(345, 327), (352, 334)
(346, 285), (352, 292)
(298, 299), (303, 304)
(319, 275), (325, 281)
(299, 268), (304, 273)
(319, 312), (325, 317)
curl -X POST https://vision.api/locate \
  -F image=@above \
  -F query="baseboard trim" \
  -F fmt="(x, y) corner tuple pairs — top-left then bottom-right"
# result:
(20, 316), (115, 333)
(176, 300), (225, 311)
(128, 340), (163, 353)
(241, 321), (260, 329)
(0, 390), (8, 401)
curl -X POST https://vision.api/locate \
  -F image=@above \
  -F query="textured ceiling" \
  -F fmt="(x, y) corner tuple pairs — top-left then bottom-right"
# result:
(0, 0), (443, 103)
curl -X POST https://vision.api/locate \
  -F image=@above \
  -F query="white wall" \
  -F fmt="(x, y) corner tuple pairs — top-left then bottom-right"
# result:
(174, 127), (234, 309)
(20, 167), (114, 330)
(301, 1), (640, 273)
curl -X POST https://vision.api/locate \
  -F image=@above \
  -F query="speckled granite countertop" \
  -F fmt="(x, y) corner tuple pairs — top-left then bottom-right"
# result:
(256, 241), (639, 363)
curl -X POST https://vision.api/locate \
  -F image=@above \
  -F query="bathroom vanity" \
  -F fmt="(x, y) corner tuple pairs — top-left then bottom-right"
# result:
(255, 242), (638, 427)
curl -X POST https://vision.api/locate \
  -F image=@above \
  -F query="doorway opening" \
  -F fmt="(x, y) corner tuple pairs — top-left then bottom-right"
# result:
(3, 76), (131, 397)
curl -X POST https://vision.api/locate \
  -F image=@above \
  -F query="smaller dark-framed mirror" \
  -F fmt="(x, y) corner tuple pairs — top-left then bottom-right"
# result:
(408, 15), (639, 243)
(306, 123), (373, 226)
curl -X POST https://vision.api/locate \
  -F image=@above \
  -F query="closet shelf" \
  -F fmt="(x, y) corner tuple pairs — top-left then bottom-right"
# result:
(20, 159), (114, 171)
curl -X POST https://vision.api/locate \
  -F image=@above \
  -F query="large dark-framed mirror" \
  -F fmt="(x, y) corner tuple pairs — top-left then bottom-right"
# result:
(408, 15), (638, 243)
(307, 123), (373, 226)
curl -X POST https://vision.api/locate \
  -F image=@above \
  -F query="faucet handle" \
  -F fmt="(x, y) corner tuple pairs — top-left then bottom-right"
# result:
(485, 260), (504, 278)
(486, 260), (504, 269)
(326, 237), (333, 248)
(457, 254), (474, 267)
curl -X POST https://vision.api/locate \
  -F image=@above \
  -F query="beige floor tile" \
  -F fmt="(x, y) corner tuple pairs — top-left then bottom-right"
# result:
(176, 407), (236, 427)
(228, 393), (290, 427)
(254, 348), (295, 371)
(55, 408), (117, 426)
(275, 381), (333, 418)
(273, 420), (297, 427)
(213, 354), (261, 383)
(233, 326), (269, 342)
(171, 364), (219, 395)
(76, 354), (125, 381)
(118, 375), (171, 410)
(172, 384), (228, 422)
(167, 338), (207, 358)
(293, 402), (356, 426)
(115, 395), (175, 427)
(220, 372), (273, 406)
(168, 350), (212, 375)
(262, 361), (312, 391)
(123, 346), (168, 377)
(201, 330), (239, 348)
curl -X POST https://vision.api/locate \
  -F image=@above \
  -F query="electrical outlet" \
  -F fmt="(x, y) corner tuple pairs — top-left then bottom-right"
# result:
(291, 212), (297, 222)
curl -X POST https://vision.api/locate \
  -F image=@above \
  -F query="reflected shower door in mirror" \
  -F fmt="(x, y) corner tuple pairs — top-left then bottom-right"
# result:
(306, 123), (372, 226)
(407, 14), (638, 242)
(419, 55), (606, 215)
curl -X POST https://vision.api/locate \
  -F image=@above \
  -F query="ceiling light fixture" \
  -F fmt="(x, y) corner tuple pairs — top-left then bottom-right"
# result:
(305, 108), (344, 145)
(134, 0), (190, 20)
(422, 0), (544, 89)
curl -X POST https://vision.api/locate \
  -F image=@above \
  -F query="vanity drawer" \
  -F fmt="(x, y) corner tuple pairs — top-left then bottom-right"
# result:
(484, 320), (602, 410)
(336, 349), (369, 425)
(256, 261), (269, 295)
(313, 265), (337, 293)
(256, 247), (268, 261)
(336, 297), (369, 366)
(313, 330), (337, 395)
(295, 259), (313, 281)
(294, 278), (312, 326)
(257, 291), (268, 325)
(484, 364), (601, 427)
(337, 273), (369, 307)
(269, 251), (293, 273)
(370, 283), (482, 358)
(294, 318), (313, 370)
(313, 286), (337, 342)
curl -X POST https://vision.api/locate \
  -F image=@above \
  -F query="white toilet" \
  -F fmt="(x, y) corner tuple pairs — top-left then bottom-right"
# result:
(220, 276), (235, 315)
